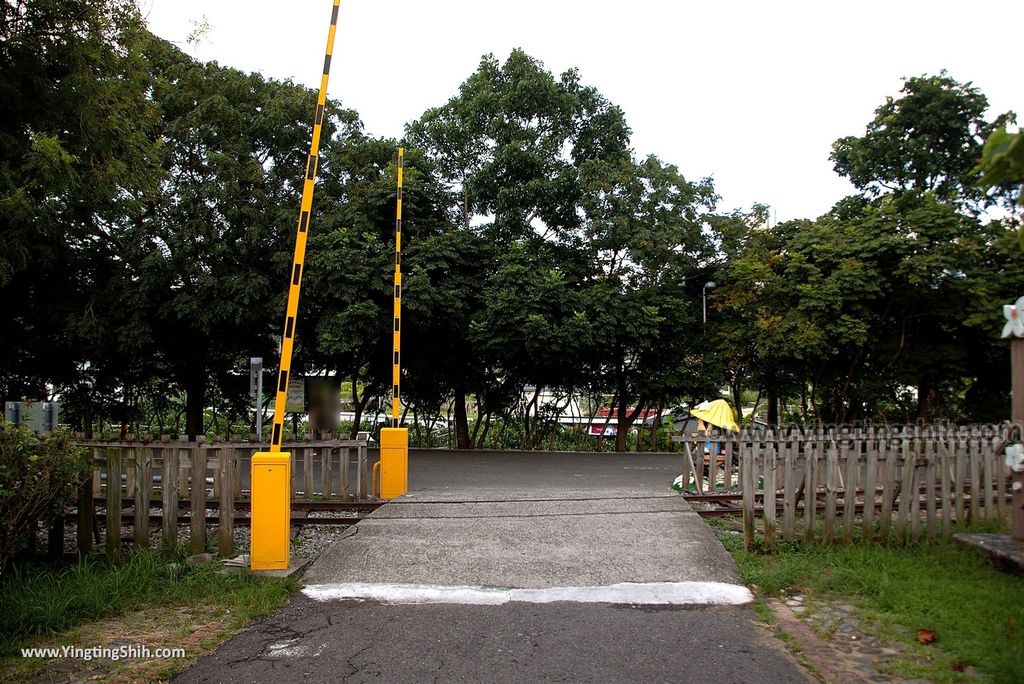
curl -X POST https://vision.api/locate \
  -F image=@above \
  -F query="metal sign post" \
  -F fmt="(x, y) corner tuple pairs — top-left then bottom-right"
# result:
(250, 357), (263, 437)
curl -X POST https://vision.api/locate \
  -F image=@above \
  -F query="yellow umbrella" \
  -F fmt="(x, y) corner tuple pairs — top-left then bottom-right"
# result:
(690, 399), (739, 432)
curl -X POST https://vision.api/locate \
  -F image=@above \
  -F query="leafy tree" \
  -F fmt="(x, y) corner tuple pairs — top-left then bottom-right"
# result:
(831, 72), (1014, 209)
(578, 155), (719, 449)
(110, 39), (361, 437)
(301, 140), (454, 437)
(406, 49), (633, 447)
(0, 0), (163, 408)
(470, 242), (589, 448)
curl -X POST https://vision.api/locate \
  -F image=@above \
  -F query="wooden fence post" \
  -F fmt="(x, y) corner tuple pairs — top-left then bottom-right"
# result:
(782, 437), (797, 540)
(680, 442), (692, 498)
(218, 447), (235, 557)
(341, 447), (351, 499)
(842, 436), (857, 543)
(161, 447), (178, 549)
(969, 437), (981, 529)
(995, 431), (1008, 523)
(863, 437), (877, 542)
(896, 435), (913, 540)
(741, 441), (755, 550)
(925, 437), (937, 539)
(909, 429), (922, 539)
(322, 447), (333, 499)
(940, 439), (952, 537)
(190, 446), (207, 555)
(77, 473), (94, 558)
(823, 436), (838, 543)
(178, 445), (189, 499)
(954, 430), (967, 526)
(723, 439), (735, 492)
(105, 448), (121, 557)
(133, 447), (151, 548)
(357, 444), (368, 500)
(803, 440), (818, 543)
(763, 435), (777, 552)
(303, 448), (313, 498)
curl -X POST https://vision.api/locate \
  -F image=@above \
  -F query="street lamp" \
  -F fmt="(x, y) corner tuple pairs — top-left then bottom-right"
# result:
(703, 282), (716, 325)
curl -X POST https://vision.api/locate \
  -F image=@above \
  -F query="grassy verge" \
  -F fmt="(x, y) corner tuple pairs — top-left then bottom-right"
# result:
(711, 522), (1024, 683)
(0, 550), (296, 680)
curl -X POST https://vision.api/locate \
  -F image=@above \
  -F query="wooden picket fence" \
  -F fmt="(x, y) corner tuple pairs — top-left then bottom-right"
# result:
(673, 424), (1017, 550)
(69, 435), (371, 558)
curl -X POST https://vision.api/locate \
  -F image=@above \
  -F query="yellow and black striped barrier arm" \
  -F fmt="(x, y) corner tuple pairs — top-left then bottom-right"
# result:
(392, 148), (404, 427)
(268, 0), (341, 452)
(378, 148), (408, 499)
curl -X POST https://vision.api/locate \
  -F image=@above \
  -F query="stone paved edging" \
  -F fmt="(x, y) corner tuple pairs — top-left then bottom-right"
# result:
(769, 594), (982, 683)
(769, 599), (875, 683)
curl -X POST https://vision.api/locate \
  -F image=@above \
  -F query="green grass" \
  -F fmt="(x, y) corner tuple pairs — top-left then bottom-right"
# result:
(716, 529), (1024, 684)
(0, 550), (296, 656)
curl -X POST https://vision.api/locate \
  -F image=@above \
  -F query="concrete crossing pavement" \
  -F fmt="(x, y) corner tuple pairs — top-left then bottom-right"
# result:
(176, 451), (812, 683)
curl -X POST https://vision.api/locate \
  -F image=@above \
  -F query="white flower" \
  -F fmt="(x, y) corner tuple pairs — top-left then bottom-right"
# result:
(1001, 296), (1024, 339)
(1006, 443), (1024, 473)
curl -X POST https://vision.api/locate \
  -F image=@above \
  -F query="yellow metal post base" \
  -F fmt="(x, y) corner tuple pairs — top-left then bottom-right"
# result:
(250, 452), (291, 571)
(379, 427), (409, 499)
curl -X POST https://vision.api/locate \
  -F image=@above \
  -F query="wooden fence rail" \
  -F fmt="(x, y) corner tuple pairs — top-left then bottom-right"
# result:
(673, 424), (1018, 550)
(70, 436), (371, 558)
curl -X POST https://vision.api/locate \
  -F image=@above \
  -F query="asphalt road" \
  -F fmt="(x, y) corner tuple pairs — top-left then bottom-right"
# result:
(177, 595), (811, 684)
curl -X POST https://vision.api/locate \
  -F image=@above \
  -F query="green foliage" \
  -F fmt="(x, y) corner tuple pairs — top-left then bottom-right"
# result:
(0, 549), (295, 656)
(713, 193), (1020, 422)
(0, 0), (164, 405)
(831, 72), (1014, 208)
(974, 126), (1024, 249)
(719, 535), (1024, 683)
(974, 127), (1024, 202)
(710, 73), (1023, 424)
(404, 50), (720, 449)
(0, 422), (90, 572)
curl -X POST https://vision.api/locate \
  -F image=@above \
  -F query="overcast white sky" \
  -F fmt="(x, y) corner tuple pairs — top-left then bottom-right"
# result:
(141, 0), (1023, 222)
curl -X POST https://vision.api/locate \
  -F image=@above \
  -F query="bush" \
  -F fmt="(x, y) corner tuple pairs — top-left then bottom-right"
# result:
(0, 421), (91, 573)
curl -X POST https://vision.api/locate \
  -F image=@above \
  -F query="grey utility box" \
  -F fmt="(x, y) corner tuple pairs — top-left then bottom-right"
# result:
(4, 401), (60, 434)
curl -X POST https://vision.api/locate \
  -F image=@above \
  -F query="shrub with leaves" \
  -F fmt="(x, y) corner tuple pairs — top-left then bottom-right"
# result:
(0, 421), (90, 572)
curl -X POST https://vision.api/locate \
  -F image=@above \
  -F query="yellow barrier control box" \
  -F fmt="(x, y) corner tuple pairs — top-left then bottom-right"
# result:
(250, 452), (290, 571)
(379, 427), (408, 499)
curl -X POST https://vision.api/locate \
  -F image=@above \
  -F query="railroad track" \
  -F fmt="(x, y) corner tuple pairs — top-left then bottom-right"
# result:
(69, 500), (384, 528)
(684, 493), (1012, 518)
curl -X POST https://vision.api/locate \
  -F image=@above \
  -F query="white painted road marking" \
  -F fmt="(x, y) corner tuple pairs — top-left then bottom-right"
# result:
(302, 581), (752, 606)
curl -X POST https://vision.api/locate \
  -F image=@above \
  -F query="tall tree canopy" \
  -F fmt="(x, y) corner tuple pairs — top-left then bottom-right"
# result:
(0, 0), (162, 415)
(831, 72), (1015, 209)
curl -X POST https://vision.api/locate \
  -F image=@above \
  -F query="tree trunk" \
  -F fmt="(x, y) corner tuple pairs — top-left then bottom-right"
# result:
(730, 381), (743, 424)
(916, 378), (930, 423)
(477, 412), (493, 449)
(185, 373), (206, 440)
(349, 375), (365, 439)
(766, 383), (779, 428)
(522, 386), (541, 449)
(453, 385), (471, 449)
(614, 391), (644, 453)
